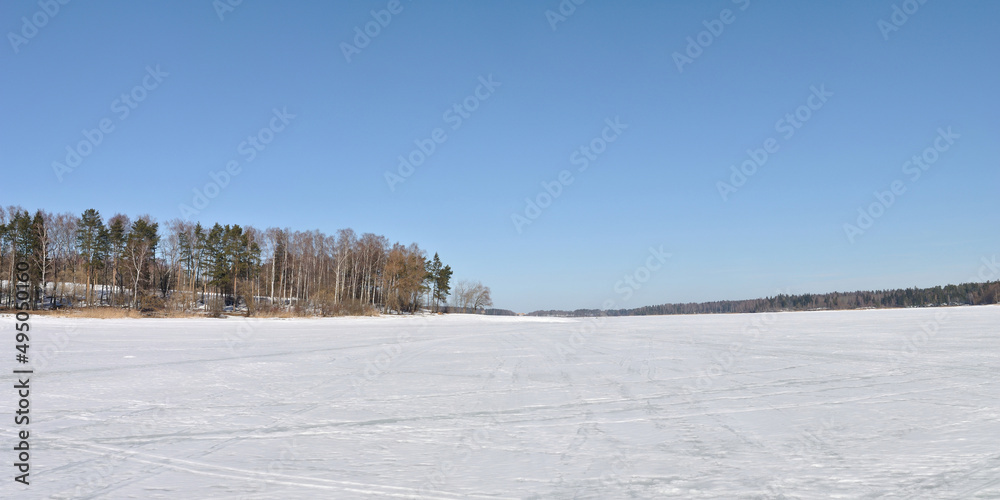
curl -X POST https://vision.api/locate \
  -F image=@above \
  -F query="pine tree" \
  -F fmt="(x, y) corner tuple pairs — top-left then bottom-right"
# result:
(425, 253), (442, 312)
(192, 223), (206, 304)
(177, 229), (192, 301)
(30, 211), (48, 307)
(76, 209), (106, 305)
(126, 218), (159, 309)
(107, 215), (129, 306)
(435, 264), (452, 309)
(0, 221), (7, 308)
(205, 223), (227, 311)
(6, 210), (42, 308)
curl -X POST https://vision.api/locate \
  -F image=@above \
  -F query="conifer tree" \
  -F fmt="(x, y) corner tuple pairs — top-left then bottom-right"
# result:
(30, 211), (48, 307)
(126, 217), (159, 309)
(76, 209), (106, 305)
(435, 264), (452, 310)
(425, 253), (442, 312)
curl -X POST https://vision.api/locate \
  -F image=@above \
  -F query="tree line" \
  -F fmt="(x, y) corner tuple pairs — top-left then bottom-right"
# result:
(530, 282), (1000, 317)
(0, 206), (495, 316)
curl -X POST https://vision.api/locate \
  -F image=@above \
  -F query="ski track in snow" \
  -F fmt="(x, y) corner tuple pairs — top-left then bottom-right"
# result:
(1, 307), (998, 499)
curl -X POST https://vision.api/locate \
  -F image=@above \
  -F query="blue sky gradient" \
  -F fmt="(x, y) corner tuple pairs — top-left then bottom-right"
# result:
(3, 0), (999, 312)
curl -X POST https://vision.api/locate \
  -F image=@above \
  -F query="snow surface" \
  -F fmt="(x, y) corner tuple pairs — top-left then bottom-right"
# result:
(2, 306), (998, 499)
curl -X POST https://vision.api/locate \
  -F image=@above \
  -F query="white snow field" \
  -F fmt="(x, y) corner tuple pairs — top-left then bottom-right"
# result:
(2, 306), (998, 499)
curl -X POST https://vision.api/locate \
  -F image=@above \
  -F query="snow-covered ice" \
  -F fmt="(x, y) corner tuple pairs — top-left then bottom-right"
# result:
(2, 306), (998, 498)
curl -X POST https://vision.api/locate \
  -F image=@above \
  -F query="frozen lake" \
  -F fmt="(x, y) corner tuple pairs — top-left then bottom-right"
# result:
(2, 306), (998, 499)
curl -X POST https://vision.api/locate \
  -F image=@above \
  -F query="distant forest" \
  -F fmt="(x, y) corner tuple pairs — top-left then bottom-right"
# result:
(5, 206), (993, 319)
(529, 281), (1000, 317)
(0, 206), (504, 316)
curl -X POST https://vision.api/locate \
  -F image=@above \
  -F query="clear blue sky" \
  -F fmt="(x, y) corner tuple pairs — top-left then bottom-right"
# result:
(3, 1), (998, 313)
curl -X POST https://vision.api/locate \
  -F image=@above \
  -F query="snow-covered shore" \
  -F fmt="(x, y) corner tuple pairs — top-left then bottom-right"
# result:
(2, 306), (998, 498)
